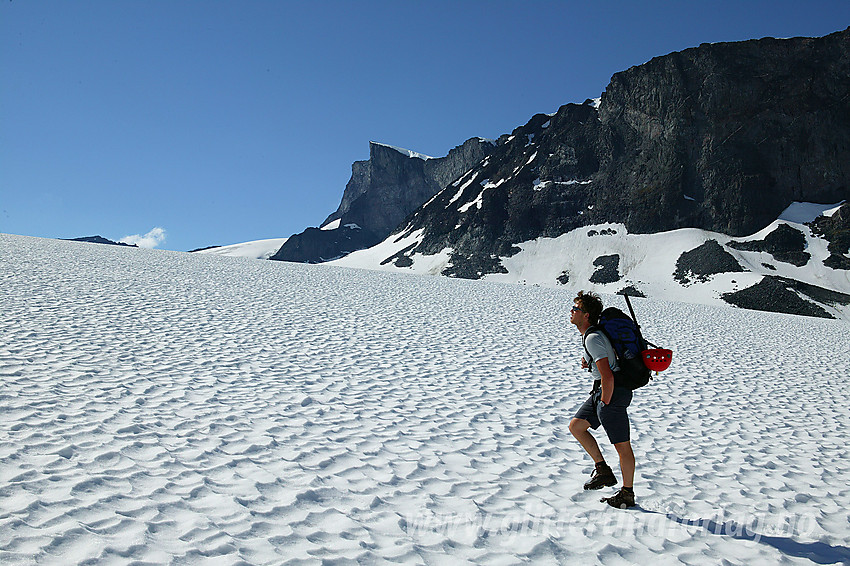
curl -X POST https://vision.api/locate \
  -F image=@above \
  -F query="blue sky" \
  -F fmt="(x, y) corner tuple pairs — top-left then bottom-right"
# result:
(2, 1), (849, 252)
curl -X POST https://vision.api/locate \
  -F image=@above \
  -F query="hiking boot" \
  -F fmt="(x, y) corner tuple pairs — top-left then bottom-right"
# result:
(583, 462), (617, 490)
(601, 488), (636, 509)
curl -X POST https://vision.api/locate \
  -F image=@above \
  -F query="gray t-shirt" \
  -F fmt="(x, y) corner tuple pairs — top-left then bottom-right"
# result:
(583, 330), (620, 380)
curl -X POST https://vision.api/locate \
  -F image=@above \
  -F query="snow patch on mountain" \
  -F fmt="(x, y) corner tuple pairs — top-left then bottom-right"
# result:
(448, 171), (480, 207)
(371, 141), (434, 160)
(192, 238), (288, 260)
(533, 178), (592, 191)
(778, 201), (845, 224)
(332, 229), (453, 276)
(458, 178), (507, 213)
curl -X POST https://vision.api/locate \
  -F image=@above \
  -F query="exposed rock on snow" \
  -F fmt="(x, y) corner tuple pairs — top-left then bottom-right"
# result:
(808, 202), (850, 270)
(270, 224), (377, 263)
(674, 239), (745, 285)
(728, 224), (811, 267)
(589, 254), (621, 284)
(721, 275), (850, 318)
(617, 285), (646, 298)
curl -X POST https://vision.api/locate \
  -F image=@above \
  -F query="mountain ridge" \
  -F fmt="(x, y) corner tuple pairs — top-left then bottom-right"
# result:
(270, 137), (494, 263)
(382, 28), (848, 273)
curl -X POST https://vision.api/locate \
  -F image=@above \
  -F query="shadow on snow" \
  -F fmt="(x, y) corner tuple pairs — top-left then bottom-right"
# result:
(636, 507), (850, 565)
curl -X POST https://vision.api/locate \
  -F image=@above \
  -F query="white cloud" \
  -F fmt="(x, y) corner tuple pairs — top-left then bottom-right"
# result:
(120, 227), (167, 249)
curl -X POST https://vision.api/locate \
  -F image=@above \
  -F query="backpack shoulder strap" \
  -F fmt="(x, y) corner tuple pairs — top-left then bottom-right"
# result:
(582, 326), (600, 369)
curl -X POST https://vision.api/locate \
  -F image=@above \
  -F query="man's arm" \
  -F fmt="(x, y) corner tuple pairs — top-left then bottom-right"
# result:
(596, 357), (615, 404)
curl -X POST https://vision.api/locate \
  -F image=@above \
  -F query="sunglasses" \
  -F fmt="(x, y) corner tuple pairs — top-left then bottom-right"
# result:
(571, 306), (585, 313)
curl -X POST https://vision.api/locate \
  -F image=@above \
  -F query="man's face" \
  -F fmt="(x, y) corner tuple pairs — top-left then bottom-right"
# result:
(570, 302), (587, 326)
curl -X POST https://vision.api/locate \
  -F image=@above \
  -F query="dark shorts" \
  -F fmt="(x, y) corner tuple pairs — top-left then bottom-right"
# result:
(574, 386), (633, 444)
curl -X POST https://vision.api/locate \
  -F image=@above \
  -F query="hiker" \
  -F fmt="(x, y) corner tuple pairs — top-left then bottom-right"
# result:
(568, 290), (637, 509)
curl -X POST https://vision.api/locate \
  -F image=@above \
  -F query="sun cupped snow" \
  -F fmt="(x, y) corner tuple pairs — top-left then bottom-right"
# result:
(2, 232), (849, 564)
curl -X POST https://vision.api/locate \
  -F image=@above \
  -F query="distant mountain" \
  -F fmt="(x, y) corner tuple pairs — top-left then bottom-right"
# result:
(64, 235), (136, 247)
(270, 137), (494, 263)
(329, 28), (850, 319)
(191, 238), (288, 260)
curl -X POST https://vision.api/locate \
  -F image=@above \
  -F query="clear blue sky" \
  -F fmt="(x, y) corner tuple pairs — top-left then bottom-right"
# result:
(3, 1), (849, 252)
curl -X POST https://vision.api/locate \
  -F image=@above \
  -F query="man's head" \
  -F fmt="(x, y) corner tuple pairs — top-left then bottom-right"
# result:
(573, 290), (603, 326)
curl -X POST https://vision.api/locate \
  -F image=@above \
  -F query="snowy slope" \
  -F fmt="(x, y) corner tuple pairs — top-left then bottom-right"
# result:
(2, 233), (850, 565)
(333, 202), (850, 320)
(193, 238), (288, 260)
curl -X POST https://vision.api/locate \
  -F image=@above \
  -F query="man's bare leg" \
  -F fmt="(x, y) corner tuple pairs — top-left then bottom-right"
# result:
(569, 418), (604, 463)
(613, 440), (635, 488)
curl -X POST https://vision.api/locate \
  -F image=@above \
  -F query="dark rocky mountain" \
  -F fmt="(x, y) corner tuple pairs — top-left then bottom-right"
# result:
(378, 28), (850, 280)
(269, 224), (379, 264)
(64, 235), (136, 247)
(270, 138), (494, 263)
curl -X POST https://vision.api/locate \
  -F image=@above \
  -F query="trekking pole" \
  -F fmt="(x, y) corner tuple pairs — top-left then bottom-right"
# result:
(623, 294), (640, 329)
(624, 293), (660, 349)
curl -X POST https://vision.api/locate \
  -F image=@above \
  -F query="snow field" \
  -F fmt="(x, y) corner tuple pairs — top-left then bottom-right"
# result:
(1, 233), (849, 565)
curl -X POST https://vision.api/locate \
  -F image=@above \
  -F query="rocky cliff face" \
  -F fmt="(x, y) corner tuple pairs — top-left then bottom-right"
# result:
(597, 29), (850, 235)
(379, 28), (850, 278)
(271, 137), (493, 263)
(325, 138), (496, 236)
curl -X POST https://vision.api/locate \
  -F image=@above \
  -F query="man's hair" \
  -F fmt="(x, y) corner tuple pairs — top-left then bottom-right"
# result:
(575, 290), (604, 325)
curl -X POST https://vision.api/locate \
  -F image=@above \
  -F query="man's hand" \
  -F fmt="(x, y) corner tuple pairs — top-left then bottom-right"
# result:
(581, 357), (589, 370)
(596, 357), (615, 404)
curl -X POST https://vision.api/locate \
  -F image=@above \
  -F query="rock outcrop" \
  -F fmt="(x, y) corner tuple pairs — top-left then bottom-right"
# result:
(271, 138), (493, 263)
(727, 224), (811, 266)
(596, 29), (850, 235)
(270, 225), (378, 263)
(674, 240), (744, 285)
(809, 202), (850, 269)
(722, 276), (850, 319)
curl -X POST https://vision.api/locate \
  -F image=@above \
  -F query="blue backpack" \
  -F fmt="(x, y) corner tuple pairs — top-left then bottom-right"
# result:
(582, 298), (652, 390)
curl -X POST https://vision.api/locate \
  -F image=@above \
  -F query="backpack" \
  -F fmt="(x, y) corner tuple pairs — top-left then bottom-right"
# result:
(582, 296), (652, 390)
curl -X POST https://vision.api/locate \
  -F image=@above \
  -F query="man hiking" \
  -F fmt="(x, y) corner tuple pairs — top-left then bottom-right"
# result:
(568, 291), (637, 509)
